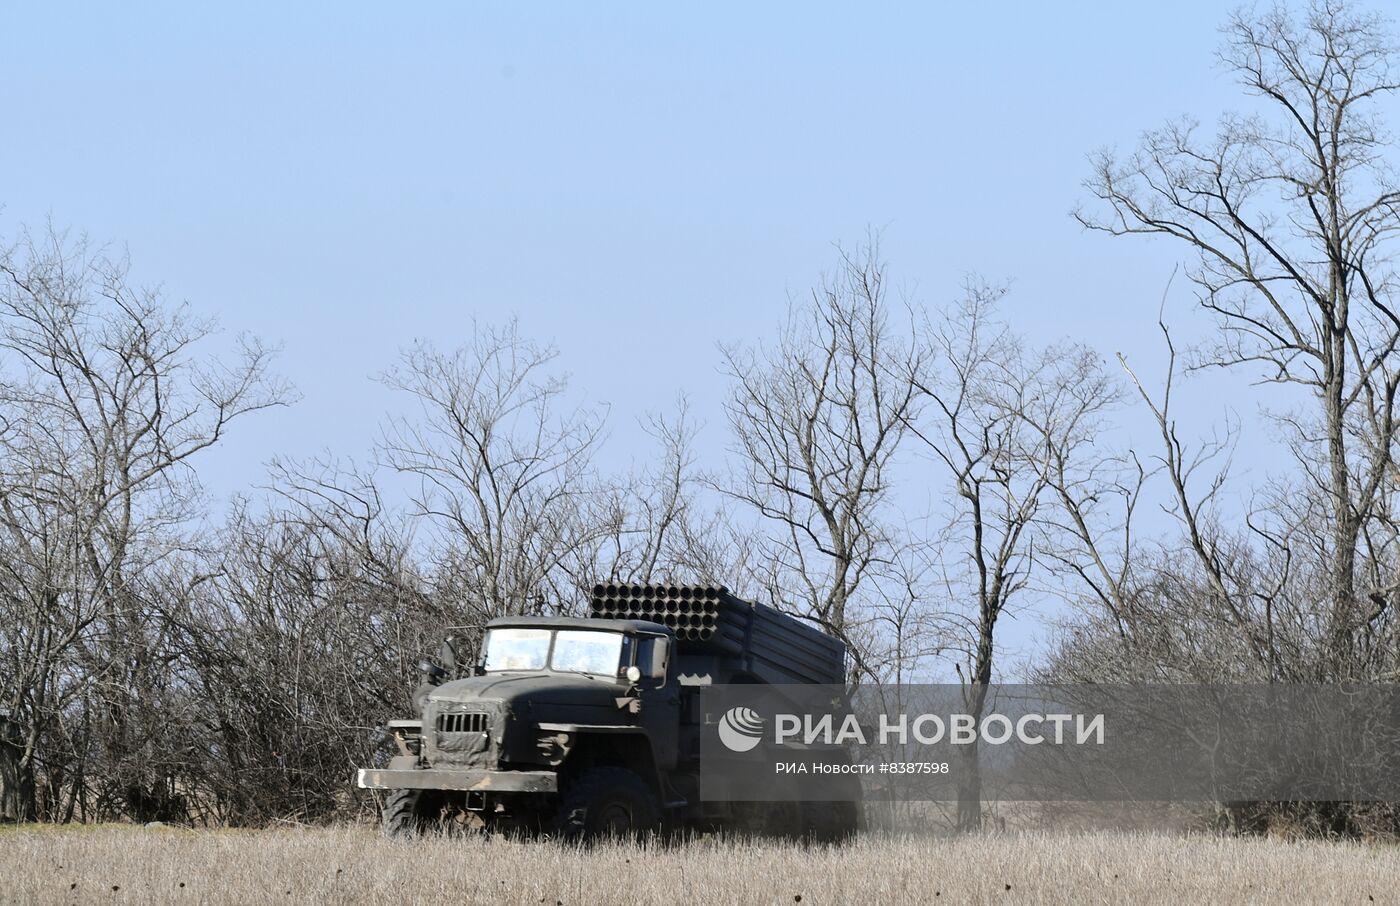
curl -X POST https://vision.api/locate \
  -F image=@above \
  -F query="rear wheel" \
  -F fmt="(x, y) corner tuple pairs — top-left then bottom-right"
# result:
(730, 799), (803, 838)
(554, 768), (660, 841)
(801, 799), (859, 844)
(382, 788), (446, 838)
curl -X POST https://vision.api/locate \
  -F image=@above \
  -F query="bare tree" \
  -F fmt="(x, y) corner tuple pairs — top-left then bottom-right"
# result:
(908, 283), (1117, 831)
(0, 226), (289, 820)
(171, 460), (434, 825)
(378, 319), (605, 626)
(719, 240), (928, 681)
(1046, 310), (1343, 685)
(1078, 0), (1400, 678)
(862, 542), (947, 685)
(583, 396), (759, 590)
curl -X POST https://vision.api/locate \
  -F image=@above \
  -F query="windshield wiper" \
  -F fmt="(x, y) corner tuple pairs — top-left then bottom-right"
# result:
(557, 669), (622, 682)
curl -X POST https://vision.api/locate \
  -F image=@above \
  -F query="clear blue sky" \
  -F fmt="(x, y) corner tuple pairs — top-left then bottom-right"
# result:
(2, 2), (1297, 665)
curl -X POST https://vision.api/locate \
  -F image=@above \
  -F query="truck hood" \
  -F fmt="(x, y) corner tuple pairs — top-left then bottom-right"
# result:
(427, 672), (625, 711)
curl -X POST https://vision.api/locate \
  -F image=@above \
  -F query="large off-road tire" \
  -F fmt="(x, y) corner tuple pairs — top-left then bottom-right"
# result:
(729, 799), (803, 838)
(553, 767), (660, 842)
(800, 799), (859, 844)
(381, 788), (446, 838)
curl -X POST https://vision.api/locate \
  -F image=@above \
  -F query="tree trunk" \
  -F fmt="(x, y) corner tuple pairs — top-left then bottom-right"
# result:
(955, 659), (992, 833)
(0, 716), (35, 822)
(954, 742), (982, 832)
(1324, 327), (1360, 678)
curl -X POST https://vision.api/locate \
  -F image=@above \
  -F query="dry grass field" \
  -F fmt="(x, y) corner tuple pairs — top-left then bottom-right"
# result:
(0, 824), (1397, 905)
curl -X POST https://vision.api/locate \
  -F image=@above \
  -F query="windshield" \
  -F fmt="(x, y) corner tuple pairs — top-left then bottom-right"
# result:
(480, 627), (626, 676)
(482, 628), (549, 671)
(551, 630), (625, 675)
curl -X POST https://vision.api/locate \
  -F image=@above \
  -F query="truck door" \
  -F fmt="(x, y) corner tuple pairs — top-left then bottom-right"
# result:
(636, 634), (680, 771)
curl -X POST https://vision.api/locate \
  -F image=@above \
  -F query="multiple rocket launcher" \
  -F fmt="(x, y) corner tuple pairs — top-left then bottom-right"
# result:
(588, 583), (846, 687)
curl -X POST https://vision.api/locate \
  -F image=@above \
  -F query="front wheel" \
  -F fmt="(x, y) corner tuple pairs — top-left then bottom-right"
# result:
(381, 788), (446, 838)
(553, 768), (660, 841)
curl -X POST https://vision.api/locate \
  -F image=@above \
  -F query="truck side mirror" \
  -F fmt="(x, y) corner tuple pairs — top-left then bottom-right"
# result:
(418, 658), (447, 685)
(438, 637), (459, 675)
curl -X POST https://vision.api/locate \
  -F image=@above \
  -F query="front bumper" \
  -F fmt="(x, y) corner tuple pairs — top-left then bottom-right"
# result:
(356, 767), (558, 794)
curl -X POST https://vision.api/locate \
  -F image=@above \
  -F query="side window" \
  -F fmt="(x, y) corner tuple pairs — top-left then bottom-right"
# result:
(619, 635), (635, 674)
(638, 636), (669, 679)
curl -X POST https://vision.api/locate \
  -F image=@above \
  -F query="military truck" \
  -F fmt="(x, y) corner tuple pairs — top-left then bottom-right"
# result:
(355, 583), (860, 840)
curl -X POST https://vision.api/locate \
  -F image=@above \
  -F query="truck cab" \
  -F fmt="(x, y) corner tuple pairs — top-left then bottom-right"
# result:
(356, 584), (858, 841)
(358, 616), (679, 838)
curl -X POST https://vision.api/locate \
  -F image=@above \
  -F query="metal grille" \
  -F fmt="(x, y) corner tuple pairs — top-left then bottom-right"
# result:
(437, 711), (488, 734)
